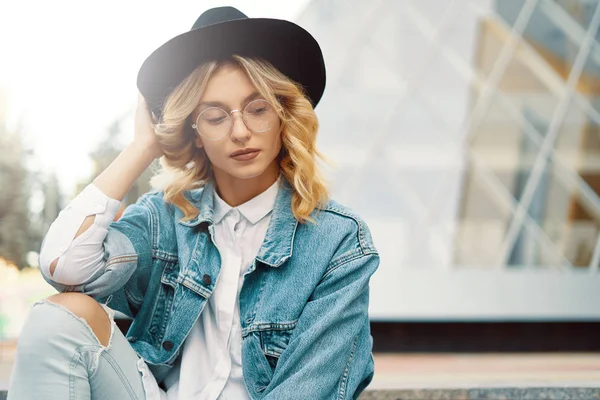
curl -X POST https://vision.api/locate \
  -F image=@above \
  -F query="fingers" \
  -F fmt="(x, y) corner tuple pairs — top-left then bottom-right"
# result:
(137, 91), (158, 123)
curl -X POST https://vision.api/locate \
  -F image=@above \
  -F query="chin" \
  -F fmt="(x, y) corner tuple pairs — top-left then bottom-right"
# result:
(225, 164), (271, 180)
(213, 152), (279, 181)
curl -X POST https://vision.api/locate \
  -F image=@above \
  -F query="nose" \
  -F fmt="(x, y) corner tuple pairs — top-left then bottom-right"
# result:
(229, 110), (250, 143)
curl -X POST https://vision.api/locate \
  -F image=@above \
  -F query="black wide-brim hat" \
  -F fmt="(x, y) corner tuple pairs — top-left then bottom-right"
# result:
(137, 6), (326, 119)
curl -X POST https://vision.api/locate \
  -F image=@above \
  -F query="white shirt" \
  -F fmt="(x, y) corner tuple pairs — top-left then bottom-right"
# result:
(39, 183), (123, 285)
(38, 179), (280, 400)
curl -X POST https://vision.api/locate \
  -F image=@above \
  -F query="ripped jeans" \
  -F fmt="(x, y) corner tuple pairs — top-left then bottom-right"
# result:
(7, 299), (147, 400)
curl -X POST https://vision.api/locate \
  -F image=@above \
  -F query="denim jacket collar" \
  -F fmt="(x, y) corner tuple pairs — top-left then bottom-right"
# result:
(179, 178), (298, 268)
(256, 179), (298, 267)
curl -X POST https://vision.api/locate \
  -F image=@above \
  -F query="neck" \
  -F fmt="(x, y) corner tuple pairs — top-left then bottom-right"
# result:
(213, 162), (280, 207)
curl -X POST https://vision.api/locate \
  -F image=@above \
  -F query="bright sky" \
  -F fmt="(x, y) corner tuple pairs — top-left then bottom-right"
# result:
(0, 0), (309, 196)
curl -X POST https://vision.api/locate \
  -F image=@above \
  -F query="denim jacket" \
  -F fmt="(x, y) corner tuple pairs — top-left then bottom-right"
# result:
(41, 178), (379, 399)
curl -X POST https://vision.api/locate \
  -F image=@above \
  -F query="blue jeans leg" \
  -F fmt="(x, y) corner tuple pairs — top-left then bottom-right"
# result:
(8, 299), (146, 400)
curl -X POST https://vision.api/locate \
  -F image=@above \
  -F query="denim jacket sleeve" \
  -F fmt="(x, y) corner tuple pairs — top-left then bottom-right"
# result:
(262, 251), (379, 400)
(40, 192), (157, 318)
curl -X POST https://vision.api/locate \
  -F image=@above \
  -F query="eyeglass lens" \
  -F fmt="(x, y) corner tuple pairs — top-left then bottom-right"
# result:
(195, 99), (276, 140)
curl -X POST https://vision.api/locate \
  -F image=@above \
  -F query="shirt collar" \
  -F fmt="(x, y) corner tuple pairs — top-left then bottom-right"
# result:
(179, 176), (298, 268)
(212, 178), (280, 225)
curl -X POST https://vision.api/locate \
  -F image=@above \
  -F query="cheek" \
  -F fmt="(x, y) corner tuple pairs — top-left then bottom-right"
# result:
(201, 142), (227, 164)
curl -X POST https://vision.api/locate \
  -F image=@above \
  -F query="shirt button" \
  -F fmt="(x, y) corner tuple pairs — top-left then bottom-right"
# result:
(162, 340), (174, 351)
(202, 274), (212, 285)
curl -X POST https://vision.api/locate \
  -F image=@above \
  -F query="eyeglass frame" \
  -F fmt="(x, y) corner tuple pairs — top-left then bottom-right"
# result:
(191, 98), (276, 141)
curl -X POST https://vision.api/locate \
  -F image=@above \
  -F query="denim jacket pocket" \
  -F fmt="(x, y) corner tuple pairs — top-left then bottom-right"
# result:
(243, 324), (296, 395)
(242, 333), (273, 394)
(259, 323), (296, 372)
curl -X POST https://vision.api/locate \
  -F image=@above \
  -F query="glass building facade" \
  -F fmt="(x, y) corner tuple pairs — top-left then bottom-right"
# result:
(298, 0), (600, 320)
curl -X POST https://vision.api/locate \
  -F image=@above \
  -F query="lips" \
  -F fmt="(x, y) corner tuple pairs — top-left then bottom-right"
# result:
(230, 148), (260, 157)
(230, 148), (260, 161)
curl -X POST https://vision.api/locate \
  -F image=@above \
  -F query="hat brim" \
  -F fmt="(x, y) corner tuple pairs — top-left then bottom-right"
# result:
(137, 18), (326, 118)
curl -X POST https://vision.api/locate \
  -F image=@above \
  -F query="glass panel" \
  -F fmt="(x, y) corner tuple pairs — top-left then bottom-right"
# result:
(327, 158), (428, 269)
(436, 0), (497, 66)
(522, 159), (600, 268)
(495, 0), (526, 30)
(469, 95), (545, 202)
(417, 51), (476, 136)
(402, 166), (466, 269)
(574, 44), (600, 117)
(453, 161), (516, 267)
(497, 99), (600, 268)
(300, 0), (376, 73)
(507, 216), (570, 268)
(495, 0), (592, 88)
(476, 4), (516, 81)
(408, 0), (463, 27)
(494, 47), (561, 122)
(306, 0), (600, 275)
(551, 0), (599, 31)
(554, 96), (600, 207)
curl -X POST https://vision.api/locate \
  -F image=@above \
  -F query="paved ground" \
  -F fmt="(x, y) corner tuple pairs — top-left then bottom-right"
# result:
(370, 353), (600, 390)
(2, 339), (600, 390)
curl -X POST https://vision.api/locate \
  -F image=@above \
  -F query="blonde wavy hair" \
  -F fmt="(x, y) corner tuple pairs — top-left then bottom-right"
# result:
(149, 55), (329, 223)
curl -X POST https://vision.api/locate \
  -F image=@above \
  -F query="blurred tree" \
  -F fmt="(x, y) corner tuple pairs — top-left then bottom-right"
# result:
(0, 124), (30, 268)
(27, 172), (63, 256)
(0, 89), (62, 269)
(75, 111), (157, 207)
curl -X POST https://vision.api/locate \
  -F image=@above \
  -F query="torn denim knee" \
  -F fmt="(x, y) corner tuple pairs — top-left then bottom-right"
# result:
(34, 298), (116, 374)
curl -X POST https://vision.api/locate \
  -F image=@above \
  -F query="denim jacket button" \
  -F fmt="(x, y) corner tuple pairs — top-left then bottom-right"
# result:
(202, 274), (212, 285)
(162, 340), (174, 351)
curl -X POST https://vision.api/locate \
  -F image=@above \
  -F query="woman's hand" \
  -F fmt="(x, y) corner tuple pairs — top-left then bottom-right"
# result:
(134, 92), (164, 160)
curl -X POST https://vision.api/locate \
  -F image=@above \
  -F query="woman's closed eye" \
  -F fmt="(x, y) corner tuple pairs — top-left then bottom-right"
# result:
(207, 116), (228, 124)
(246, 101), (271, 115)
(201, 108), (229, 125)
(248, 106), (267, 115)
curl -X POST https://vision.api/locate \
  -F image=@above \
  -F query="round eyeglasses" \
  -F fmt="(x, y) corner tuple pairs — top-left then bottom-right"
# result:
(191, 99), (277, 141)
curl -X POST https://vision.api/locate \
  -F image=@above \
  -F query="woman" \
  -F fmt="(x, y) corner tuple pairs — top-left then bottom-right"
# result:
(8, 6), (379, 400)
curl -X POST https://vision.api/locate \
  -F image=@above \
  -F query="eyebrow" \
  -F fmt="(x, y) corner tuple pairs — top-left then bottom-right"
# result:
(198, 91), (261, 109)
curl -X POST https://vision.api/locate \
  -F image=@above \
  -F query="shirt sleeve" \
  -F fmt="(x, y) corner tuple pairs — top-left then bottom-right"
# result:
(39, 183), (122, 285)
